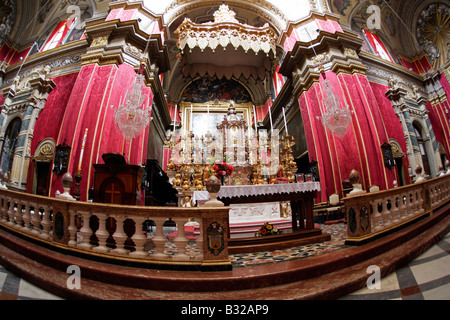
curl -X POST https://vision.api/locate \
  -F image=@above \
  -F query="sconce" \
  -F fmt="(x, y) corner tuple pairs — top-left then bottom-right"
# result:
(53, 141), (71, 175)
(381, 142), (395, 169)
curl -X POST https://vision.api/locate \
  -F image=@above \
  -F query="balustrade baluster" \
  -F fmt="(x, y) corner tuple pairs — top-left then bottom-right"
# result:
(129, 216), (148, 258)
(391, 196), (399, 224)
(68, 210), (78, 247)
(0, 195), (6, 221)
(415, 191), (423, 214)
(396, 194), (406, 222)
(150, 217), (170, 260)
(78, 211), (93, 250)
(22, 201), (31, 231)
(40, 205), (52, 240)
(30, 202), (41, 235)
(14, 199), (23, 230)
(194, 219), (203, 261)
(380, 197), (392, 229)
(371, 200), (382, 232)
(93, 213), (110, 253)
(110, 215), (128, 255)
(172, 217), (190, 261)
(6, 197), (14, 226)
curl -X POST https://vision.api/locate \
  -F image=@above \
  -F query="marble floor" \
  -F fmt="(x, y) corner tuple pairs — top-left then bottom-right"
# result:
(0, 224), (449, 300)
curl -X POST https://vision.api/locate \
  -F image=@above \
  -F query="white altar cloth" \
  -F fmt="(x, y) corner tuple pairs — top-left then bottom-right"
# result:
(217, 182), (321, 199)
(192, 191), (210, 206)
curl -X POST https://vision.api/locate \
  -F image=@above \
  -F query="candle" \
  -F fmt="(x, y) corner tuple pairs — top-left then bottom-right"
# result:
(253, 105), (258, 129)
(78, 128), (89, 172)
(283, 107), (289, 135)
(173, 104), (177, 131)
(269, 104), (273, 133)
(190, 103), (193, 132)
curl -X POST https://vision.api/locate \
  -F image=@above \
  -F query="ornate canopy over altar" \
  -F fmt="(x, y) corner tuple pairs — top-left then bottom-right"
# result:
(174, 4), (277, 81)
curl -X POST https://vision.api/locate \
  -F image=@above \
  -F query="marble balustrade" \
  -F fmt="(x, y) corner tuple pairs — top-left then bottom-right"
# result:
(343, 174), (450, 245)
(0, 189), (230, 269)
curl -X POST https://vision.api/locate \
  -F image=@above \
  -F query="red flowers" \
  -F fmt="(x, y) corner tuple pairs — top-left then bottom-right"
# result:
(213, 161), (234, 177)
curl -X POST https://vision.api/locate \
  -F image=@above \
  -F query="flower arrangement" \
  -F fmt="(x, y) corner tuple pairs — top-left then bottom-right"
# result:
(255, 222), (281, 237)
(213, 160), (234, 178)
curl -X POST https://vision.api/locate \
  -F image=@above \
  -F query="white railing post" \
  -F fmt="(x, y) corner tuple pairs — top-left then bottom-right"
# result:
(129, 215), (148, 258)
(78, 211), (93, 250)
(371, 200), (382, 232)
(0, 195), (6, 221)
(150, 217), (170, 260)
(40, 205), (52, 240)
(194, 219), (203, 261)
(14, 198), (23, 230)
(92, 213), (110, 253)
(22, 201), (31, 231)
(6, 197), (14, 226)
(30, 202), (41, 236)
(172, 217), (190, 261)
(68, 210), (78, 247)
(110, 215), (128, 255)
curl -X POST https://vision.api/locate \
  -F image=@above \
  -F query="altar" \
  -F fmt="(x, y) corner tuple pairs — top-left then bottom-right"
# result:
(194, 182), (322, 237)
(164, 102), (330, 252)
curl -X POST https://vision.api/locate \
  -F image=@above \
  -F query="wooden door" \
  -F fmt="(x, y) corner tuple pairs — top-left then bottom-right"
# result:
(36, 162), (51, 196)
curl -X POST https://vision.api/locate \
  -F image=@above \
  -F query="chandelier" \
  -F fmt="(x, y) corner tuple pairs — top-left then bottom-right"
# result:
(317, 80), (352, 139)
(112, 72), (152, 141)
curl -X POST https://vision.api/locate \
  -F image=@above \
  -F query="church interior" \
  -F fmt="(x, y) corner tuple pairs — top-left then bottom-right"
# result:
(0, 0), (449, 301)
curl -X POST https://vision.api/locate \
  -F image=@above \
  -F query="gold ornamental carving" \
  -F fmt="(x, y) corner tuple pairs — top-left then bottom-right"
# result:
(390, 142), (405, 158)
(91, 36), (108, 47)
(33, 143), (54, 162)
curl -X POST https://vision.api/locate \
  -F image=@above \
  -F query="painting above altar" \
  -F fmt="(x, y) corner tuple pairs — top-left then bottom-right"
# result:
(181, 76), (252, 104)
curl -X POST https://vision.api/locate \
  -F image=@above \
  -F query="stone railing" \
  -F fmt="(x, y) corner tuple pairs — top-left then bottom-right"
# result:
(0, 188), (231, 270)
(343, 174), (450, 245)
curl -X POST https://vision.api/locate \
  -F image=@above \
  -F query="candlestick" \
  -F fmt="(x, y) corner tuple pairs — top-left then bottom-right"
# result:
(283, 107), (289, 135)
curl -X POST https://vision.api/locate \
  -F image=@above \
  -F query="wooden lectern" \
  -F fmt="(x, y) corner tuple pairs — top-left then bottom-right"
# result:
(92, 153), (144, 205)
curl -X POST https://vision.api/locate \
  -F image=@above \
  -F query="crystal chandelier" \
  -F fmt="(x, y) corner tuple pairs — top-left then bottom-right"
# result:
(112, 72), (152, 141)
(317, 80), (352, 139)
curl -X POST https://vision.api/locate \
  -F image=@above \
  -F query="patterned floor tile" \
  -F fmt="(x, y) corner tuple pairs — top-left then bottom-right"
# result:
(230, 223), (347, 268)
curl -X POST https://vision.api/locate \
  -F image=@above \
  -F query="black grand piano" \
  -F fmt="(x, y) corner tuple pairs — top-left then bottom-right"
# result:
(142, 159), (178, 206)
